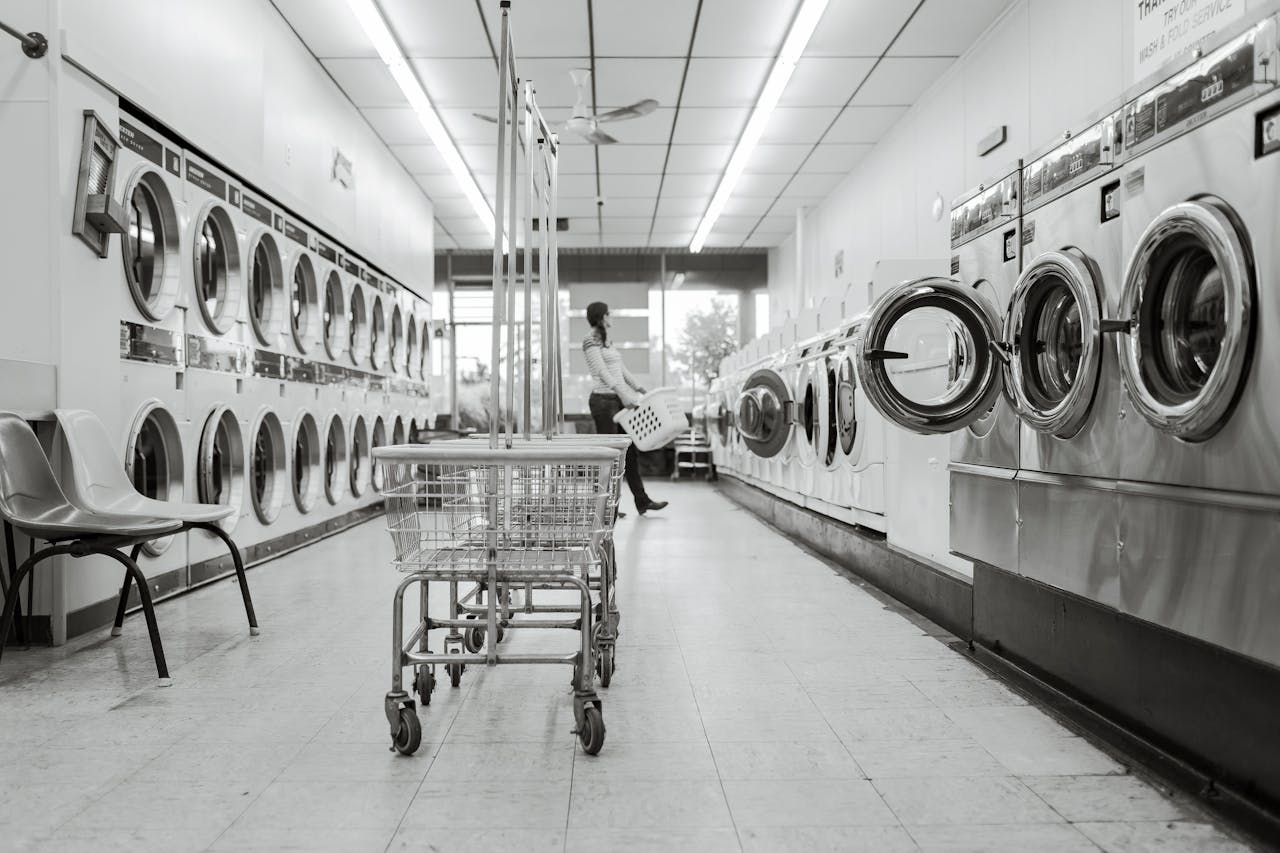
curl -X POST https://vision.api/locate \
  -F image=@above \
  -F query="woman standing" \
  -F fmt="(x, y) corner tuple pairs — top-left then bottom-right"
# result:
(582, 301), (667, 515)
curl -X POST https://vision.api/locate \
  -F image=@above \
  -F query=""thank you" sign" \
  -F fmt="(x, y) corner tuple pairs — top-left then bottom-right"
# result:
(1133, 0), (1245, 82)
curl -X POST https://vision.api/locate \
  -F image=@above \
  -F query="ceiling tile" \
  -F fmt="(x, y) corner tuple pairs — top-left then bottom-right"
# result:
(755, 214), (796, 232)
(701, 233), (745, 248)
(660, 172), (721, 197)
(745, 144), (811, 174)
(721, 195), (775, 217)
(652, 215), (701, 232)
(595, 0), (699, 56)
(434, 231), (459, 250)
(743, 232), (790, 247)
(714, 215), (766, 233)
(321, 58), (403, 108)
(560, 233), (606, 248)
(783, 172), (846, 197)
(557, 174), (600, 197)
(564, 217), (600, 234)
(779, 58), (877, 107)
(409, 58), (500, 108)
(680, 58), (771, 108)
(803, 143), (872, 173)
(440, 216), (489, 236)
(649, 232), (694, 247)
(596, 197), (656, 217)
(599, 217), (656, 234)
(381, 0), (492, 57)
(553, 144), (597, 175)
(595, 59), (684, 111)
(437, 108), (504, 144)
(271, 0), (372, 58)
(758, 106), (841, 143)
(664, 144), (732, 174)
(362, 108), (428, 145)
(458, 144), (498, 177)
(852, 57), (956, 106)
(888, 0), (1013, 56)
(825, 105), (909, 143)
(552, 109), (674, 145)
(483, 0), (589, 57)
(672, 108), (750, 145)
(770, 196), (823, 218)
(597, 145), (669, 174)
(602, 174), (662, 198)
(655, 195), (709, 217)
(392, 144), (450, 175)
(693, 0), (797, 57)
(807, 2), (915, 56)
(415, 174), (466, 199)
(432, 198), (476, 218)
(733, 172), (791, 197)
(557, 197), (604, 217)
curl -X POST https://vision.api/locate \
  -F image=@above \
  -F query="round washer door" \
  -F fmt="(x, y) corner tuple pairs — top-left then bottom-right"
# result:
(736, 368), (793, 458)
(795, 362), (822, 468)
(855, 277), (1004, 435)
(1005, 248), (1105, 438)
(1119, 199), (1253, 442)
(830, 353), (859, 468)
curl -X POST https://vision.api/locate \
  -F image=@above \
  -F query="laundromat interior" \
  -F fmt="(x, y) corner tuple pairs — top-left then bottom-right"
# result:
(1, 0), (1278, 850)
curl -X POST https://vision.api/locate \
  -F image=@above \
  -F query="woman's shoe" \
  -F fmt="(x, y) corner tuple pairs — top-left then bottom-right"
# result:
(637, 499), (668, 515)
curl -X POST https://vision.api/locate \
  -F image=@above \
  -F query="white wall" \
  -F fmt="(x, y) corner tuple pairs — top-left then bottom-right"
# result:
(770, 0), (1128, 321)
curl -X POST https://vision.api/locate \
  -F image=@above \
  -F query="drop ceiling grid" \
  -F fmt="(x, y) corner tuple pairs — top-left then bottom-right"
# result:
(274, 0), (1009, 250)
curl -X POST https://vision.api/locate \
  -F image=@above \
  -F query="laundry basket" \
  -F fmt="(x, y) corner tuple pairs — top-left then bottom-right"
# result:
(613, 387), (688, 451)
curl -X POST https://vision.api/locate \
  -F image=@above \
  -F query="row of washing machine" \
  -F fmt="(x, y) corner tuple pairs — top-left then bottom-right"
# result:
(707, 6), (1280, 670)
(107, 102), (433, 594)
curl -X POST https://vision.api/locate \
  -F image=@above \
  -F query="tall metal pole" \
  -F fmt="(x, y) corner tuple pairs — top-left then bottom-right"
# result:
(488, 5), (512, 452)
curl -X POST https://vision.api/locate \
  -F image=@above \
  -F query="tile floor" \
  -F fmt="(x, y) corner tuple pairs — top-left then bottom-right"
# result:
(0, 482), (1261, 852)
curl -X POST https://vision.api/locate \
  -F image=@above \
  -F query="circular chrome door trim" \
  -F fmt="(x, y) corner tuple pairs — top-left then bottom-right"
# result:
(288, 252), (320, 354)
(736, 368), (793, 459)
(370, 416), (388, 491)
(1119, 200), (1253, 442)
(795, 361), (820, 469)
(291, 410), (322, 513)
(248, 408), (286, 524)
(390, 305), (405, 374)
(191, 201), (243, 335)
(124, 399), (184, 556)
(246, 230), (284, 346)
(121, 167), (181, 322)
(197, 405), (244, 533)
(348, 283), (370, 365)
(323, 413), (348, 505)
(406, 314), (419, 380)
(832, 352), (862, 467)
(370, 297), (387, 370)
(1006, 248), (1103, 438)
(855, 277), (1003, 435)
(350, 415), (370, 497)
(321, 270), (349, 360)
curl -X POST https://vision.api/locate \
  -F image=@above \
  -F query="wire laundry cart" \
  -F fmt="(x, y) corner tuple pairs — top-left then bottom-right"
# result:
(378, 442), (617, 755)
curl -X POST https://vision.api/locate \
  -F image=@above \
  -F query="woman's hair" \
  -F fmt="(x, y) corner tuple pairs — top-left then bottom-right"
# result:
(586, 301), (609, 345)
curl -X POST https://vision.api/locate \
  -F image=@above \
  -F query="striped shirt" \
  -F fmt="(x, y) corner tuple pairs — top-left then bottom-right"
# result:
(582, 330), (644, 404)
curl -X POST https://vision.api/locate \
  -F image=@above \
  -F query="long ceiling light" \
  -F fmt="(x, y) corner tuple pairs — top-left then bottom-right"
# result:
(689, 0), (829, 253)
(347, 0), (495, 239)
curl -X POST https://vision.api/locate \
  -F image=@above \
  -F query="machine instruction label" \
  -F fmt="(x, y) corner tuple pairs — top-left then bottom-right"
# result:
(118, 119), (163, 169)
(284, 221), (309, 247)
(342, 257), (362, 277)
(317, 241), (337, 263)
(1132, 0), (1244, 82)
(241, 194), (273, 228)
(185, 162), (226, 200)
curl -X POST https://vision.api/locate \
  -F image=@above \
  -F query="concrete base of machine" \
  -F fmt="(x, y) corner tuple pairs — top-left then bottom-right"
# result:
(65, 504), (384, 640)
(973, 561), (1280, 842)
(717, 474), (973, 641)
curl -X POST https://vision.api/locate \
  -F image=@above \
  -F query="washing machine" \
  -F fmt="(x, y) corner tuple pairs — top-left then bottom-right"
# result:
(793, 331), (837, 508)
(736, 340), (795, 497)
(823, 314), (887, 531)
(1110, 11), (1280, 666)
(348, 412), (374, 500)
(1011, 108), (1127, 606)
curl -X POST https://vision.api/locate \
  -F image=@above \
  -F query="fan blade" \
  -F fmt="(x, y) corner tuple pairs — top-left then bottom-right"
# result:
(472, 112), (499, 123)
(582, 127), (618, 145)
(595, 99), (659, 123)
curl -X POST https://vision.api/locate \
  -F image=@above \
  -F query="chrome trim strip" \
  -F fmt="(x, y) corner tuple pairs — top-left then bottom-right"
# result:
(947, 461), (1018, 480)
(1115, 478), (1280, 513)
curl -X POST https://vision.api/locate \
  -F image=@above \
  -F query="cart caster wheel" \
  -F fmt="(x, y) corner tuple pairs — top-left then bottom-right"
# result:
(596, 646), (614, 688)
(577, 706), (606, 755)
(447, 650), (463, 688)
(496, 624), (507, 644)
(463, 625), (485, 654)
(414, 667), (435, 705)
(392, 707), (422, 756)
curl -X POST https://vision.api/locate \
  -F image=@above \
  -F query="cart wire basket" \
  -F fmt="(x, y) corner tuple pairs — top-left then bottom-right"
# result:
(376, 442), (619, 756)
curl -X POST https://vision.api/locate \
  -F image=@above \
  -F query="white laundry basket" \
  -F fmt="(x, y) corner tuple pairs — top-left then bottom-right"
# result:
(613, 388), (689, 451)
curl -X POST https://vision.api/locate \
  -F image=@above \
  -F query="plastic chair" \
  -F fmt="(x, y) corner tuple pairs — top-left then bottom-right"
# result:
(52, 409), (260, 638)
(0, 412), (181, 683)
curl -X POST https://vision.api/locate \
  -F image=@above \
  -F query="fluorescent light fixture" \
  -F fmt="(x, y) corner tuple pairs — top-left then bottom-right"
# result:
(689, 0), (828, 253)
(346, 0), (495, 239)
(669, 272), (687, 291)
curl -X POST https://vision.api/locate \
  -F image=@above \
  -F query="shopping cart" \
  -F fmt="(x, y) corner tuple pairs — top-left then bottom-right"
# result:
(377, 442), (617, 756)
(447, 434), (628, 686)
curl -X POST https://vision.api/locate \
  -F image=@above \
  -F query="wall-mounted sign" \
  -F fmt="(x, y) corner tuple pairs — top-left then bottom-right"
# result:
(1132, 0), (1244, 83)
(833, 249), (844, 278)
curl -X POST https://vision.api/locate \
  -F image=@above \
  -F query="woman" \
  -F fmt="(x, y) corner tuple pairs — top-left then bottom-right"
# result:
(583, 301), (667, 515)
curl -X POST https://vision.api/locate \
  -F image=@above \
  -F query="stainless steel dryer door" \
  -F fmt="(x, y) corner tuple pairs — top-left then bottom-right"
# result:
(1005, 249), (1106, 439)
(832, 352), (863, 468)
(1119, 200), (1254, 442)
(736, 368), (794, 458)
(855, 278), (1004, 435)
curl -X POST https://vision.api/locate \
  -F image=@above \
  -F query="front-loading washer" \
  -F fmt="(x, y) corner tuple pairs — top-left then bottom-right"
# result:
(1011, 108), (1127, 607)
(824, 316), (887, 531)
(1110, 11), (1280, 666)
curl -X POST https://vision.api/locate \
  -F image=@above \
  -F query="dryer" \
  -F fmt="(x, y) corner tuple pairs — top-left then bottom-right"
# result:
(735, 347), (794, 498)
(1109, 11), (1280, 667)
(824, 315), (887, 531)
(793, 331), (838, 508)
(1012, 108), (1126, 605)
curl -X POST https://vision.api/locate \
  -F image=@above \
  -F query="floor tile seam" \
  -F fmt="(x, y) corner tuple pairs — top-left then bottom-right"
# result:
(200, 737), (316, 850)
(782, 657), (877, 780)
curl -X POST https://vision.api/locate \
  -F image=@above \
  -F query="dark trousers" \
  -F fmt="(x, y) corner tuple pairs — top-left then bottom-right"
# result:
(588, 392), (648, 507)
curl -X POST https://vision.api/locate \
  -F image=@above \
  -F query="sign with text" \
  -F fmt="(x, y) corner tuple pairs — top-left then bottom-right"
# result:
(1133, 0), (1245, 82)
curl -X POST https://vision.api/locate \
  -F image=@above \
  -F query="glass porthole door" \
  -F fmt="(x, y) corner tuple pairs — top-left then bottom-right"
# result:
(1118, 199), (1253, 442)
(736, 367), (794, 459)
(122, 171), (181, 321)
(197, 406), (244, 531)
(855, 277), (1005, 435)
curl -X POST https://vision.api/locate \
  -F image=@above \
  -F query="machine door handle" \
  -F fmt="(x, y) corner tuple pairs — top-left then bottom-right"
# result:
(988, 340), (1011, 365)
(1100, 318), (1132, 334)
(865, 349), (909, 361)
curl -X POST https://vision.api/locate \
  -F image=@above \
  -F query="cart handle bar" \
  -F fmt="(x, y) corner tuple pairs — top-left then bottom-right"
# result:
(374, 443), (621, 465)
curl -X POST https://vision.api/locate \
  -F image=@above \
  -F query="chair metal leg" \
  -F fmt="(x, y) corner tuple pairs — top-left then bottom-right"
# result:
(111, 543), (144, 638)
(99, 548), (170, 685)
(191, 522), (259, 635)
(2, 521), (25, 646)
(0, 547), (63, 667)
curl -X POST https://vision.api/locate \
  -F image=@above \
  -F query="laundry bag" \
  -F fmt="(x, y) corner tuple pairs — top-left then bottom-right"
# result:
(613, 387), (688, 451)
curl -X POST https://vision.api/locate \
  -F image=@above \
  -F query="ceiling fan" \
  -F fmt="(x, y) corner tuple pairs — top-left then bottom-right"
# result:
(472, 68), (658, 145)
